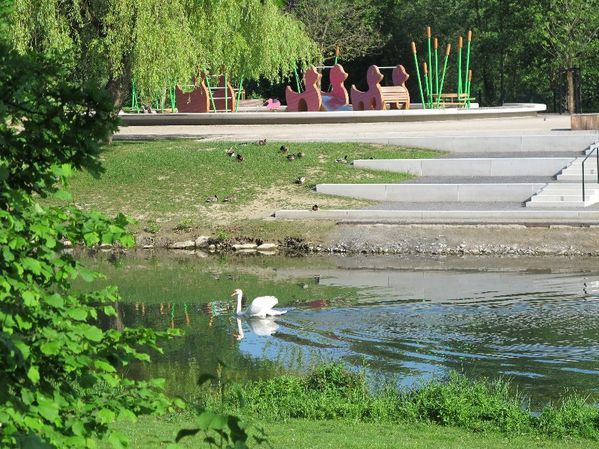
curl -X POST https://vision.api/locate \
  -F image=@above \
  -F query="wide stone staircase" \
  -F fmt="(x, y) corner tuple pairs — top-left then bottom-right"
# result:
(274, 137), (599, 224)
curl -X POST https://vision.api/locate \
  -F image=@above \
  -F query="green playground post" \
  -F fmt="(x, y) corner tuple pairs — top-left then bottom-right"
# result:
(457, 35), (463, 98)
(411, 42), (426, 109)
(169, 84), (176, 112)
(293, 67), (302, 93)
(437, 43), (452, 107)
(423, 62), (430, 107)
(131, 79), (139, 112)
(204, 74), (217, 112)
(235, 76), (244, 112)
(329, 45), (340, 92)
(464, 30), (473, 108)
(434, 37), (439, 106)
(426, 26), (433, 108)
(467, 70), (473, 108)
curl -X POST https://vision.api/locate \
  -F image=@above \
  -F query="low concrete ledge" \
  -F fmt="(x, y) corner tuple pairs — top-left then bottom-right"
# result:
(119, 103), (547, 126)
(572, 113), (599, 130)
(316, 183), (546, 202)
(274, 209), (599, 224)
(353, 157), (575, 176)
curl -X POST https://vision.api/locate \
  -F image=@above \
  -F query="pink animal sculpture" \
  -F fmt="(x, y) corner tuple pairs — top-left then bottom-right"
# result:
(351, 65), (385, 111)
(285, 66), (323, 112)
(175, 77), (211, 113)
(265, 98), (281, 110)
(351, 65), (410, 111)
(321, 64), (349, 110)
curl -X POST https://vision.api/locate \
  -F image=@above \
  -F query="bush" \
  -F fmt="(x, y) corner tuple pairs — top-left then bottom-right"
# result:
(0, 44), (178, 448)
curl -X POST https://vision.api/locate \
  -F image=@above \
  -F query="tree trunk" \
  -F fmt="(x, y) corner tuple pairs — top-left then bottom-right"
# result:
(106, 75), (128, 112)
(566, 69), (575, 114)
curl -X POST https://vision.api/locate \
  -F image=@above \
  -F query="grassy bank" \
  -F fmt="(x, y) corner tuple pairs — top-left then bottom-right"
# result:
(111, 416), (594, 449)
(67, 140), (440, 243)
(105, 365), (599, 448)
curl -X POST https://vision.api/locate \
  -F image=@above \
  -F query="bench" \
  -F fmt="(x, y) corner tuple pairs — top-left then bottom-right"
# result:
(432, 93), (475, 107)
(380, 86), (410, 110)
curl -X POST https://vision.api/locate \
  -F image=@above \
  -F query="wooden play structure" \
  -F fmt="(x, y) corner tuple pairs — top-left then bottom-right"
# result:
(175, 75), (238, 113)
(350, 65), (410, 111)
(285, 64), (350, 112)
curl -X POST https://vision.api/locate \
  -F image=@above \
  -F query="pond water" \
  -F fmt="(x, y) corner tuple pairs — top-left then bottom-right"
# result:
(88, 253), (599, 407)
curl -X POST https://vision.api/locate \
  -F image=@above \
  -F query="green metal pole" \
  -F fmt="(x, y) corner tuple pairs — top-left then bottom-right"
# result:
(411, 42), (426, 109)
(131, 79), (139, 112)
(204, 74), (217, 112)
(423, 62), (430, 107)
(169, 84), (176, 112)
(457, 36), (463, 99)
(437, 43), (452, 107)
(293, 67), (302, 93)
(235, 76), (244, 112)
(434, 37), (439, 108)
(467, 70), (473, 109)
(426, 26), (433, 108)
(329, 46), (340, 92)
(464, 30), (473, 108)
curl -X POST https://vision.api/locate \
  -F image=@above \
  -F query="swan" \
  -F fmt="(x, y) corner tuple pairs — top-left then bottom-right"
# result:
(231, 289), (287, 318)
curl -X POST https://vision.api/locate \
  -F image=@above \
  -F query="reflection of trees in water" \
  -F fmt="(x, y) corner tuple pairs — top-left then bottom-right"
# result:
(106, 301), (286, 397)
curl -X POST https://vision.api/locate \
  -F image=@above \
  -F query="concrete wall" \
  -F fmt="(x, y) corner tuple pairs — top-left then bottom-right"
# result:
(316, 183), (546, 202)
(353, 158), (574, 176)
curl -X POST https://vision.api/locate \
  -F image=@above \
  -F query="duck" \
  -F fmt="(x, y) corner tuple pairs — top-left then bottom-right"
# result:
(257, 139), (267, 145)
(226, 147), (236, 157)
(205, 195), (218, 203)
(312, 204), (319, 211)
(280, 145), (289, 154)
(296, 152), (305, 158)
(295, 176), (306, 185)
(231, 289), (287, 318)
(287, 154), (295, 161)
(236, 153), (245, 162)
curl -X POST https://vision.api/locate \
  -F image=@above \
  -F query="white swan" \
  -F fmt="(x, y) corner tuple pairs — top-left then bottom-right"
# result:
(231, 289), (287, 318)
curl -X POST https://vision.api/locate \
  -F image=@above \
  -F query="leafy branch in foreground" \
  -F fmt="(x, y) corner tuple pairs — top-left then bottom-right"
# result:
(0, 44), (179, 448)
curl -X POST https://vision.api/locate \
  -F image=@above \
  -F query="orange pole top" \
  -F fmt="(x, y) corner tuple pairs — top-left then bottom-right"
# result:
(411, 42), (417, 54)
(446, 43), (452, 56)
(423, 62), (428, 74)
(434, 37), (438, 49)
(458, 36), (463, 48)
(427, 26), (431, 38)
(467, 30), (473, 41)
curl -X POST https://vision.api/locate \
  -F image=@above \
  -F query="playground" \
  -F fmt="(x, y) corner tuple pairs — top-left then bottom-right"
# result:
(124, 27), (506, 120)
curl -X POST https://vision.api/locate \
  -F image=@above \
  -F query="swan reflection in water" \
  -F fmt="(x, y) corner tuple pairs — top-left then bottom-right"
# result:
(235, 317), (280, 341)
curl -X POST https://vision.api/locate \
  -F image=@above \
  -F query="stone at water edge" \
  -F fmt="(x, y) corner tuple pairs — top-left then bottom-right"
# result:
(169, 240), (196, 249)
(257, 243), (278, 250)
(195, 236), (210, 248)
(232, 243), (258, 250)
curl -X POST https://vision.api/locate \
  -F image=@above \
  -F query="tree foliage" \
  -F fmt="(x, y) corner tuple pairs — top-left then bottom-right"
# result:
(0, 44), (178, 448)
(8, 0), (318, 106)
(286, 0), (387, 61)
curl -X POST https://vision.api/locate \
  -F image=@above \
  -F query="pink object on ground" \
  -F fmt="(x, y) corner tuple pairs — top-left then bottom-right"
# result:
(265, 98), (281, 110)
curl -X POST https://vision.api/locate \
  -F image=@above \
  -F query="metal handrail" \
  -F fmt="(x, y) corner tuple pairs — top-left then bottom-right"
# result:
(581, 142), (599, 202)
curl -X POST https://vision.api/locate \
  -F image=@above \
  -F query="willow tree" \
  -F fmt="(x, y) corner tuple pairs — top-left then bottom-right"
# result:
(9, 0), (318, 108)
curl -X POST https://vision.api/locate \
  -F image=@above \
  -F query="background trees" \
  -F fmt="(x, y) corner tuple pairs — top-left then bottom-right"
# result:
(9, 0), (318, 109)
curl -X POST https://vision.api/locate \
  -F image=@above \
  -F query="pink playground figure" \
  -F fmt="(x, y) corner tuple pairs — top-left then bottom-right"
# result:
(286, 66), (322, 112)
(351, 65), (410, 111)
(265, 98), (281, 110)
(285, 64), (350, 112)
(175, 77), (211, 113)
(321, 64), (350, 110)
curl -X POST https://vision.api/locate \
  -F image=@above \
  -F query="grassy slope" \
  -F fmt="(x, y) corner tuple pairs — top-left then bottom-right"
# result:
(67, 140), (439, 241)
(110, 416), (592, 449)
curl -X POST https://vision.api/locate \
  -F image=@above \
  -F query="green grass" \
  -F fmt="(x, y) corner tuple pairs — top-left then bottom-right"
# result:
(108, 416), (594, 449)
(66, 140), (440, 240)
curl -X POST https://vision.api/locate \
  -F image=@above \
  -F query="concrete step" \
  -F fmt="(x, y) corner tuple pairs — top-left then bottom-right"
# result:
(274, 209), (599, 224)
(526, 201), (589, 208)
(353, 157), (574, 177)
(525, 181), (599, 208)
(316, 183), (546, 202)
